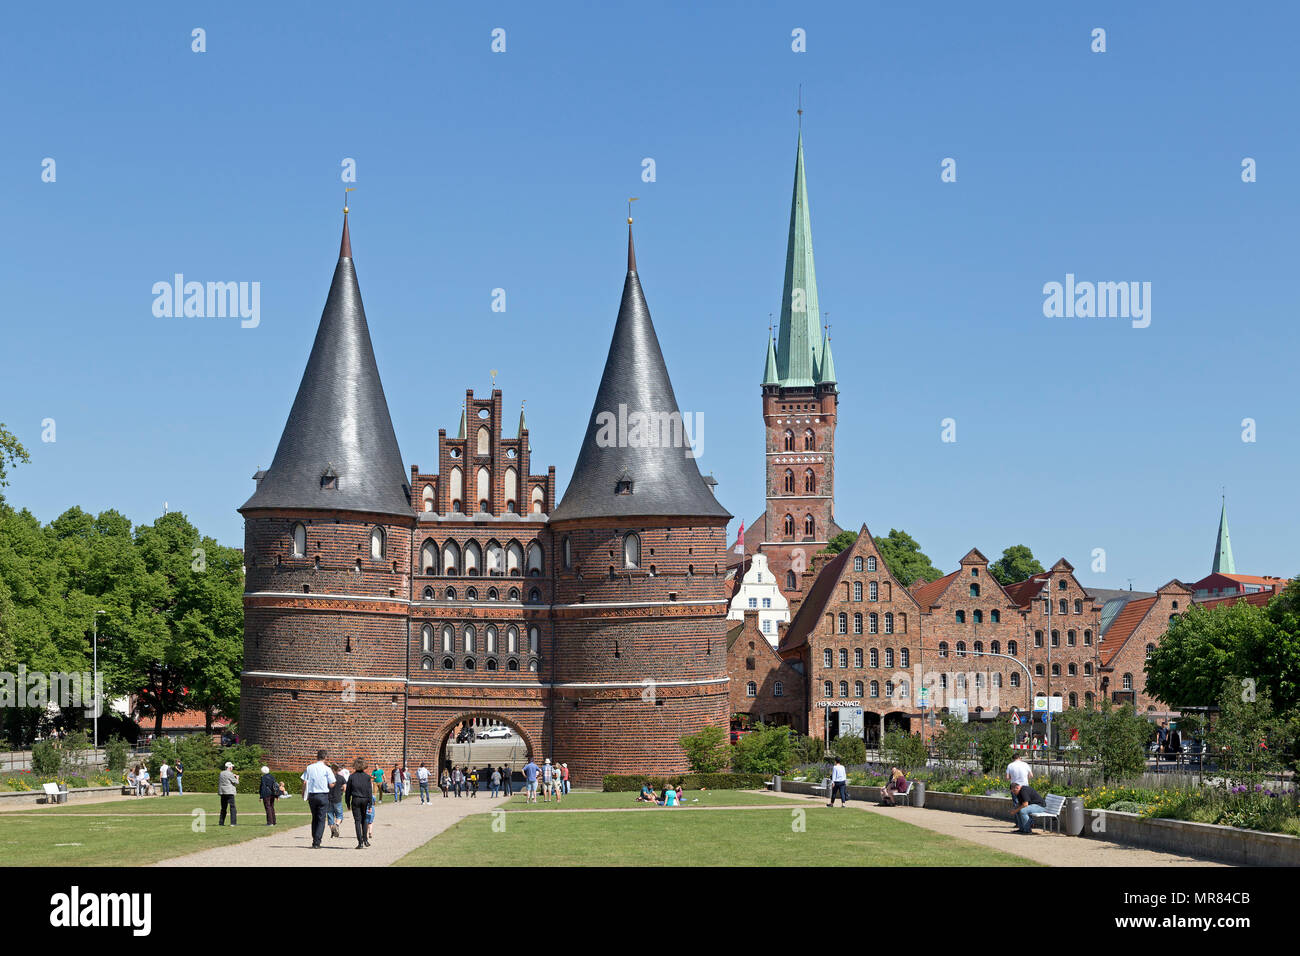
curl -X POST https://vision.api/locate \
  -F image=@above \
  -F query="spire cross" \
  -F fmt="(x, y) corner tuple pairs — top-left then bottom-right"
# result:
(343, 186), (355, 214)
(627, 197), (638, 223)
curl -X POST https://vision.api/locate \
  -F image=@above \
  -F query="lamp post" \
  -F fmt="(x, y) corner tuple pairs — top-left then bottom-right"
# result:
(92, 610), (106, 751)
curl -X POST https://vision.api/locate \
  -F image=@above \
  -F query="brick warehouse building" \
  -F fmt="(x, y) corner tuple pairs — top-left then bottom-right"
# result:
(239, 214), (731, 786)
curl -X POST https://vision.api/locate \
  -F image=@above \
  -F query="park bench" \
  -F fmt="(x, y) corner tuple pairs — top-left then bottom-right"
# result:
(812, 777), (830, 795)
(1030, 793), (1066, 832)
(42, 782), (68, 805)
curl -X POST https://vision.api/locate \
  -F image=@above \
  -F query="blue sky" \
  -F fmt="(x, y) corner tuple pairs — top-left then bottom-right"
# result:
(2, 1), (1295, 591)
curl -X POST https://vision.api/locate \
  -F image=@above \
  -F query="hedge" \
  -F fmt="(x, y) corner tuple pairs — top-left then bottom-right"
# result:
(603, 772), (767, 792)
(167, 770), (302, 794)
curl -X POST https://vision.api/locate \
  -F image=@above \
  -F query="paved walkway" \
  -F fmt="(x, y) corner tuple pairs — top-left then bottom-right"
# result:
(766, 792), (1227, 866)
(155, 794), (507, 867)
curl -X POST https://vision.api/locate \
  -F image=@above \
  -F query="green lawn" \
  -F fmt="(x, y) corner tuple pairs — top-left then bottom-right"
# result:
(396, 802), (1038, 867)
(500, 789), (786, 811)
(0, 794), (310, 867)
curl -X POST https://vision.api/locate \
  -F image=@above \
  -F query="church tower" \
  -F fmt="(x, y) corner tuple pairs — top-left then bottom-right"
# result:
(1211, 496), (1236, 574)
(239, 212), (415, 770)
(549, 224), (733, 786)
(759, 132), (840, 596)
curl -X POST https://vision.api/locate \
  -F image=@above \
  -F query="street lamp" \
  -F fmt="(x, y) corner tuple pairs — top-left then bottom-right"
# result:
(92, 610), (106, 751)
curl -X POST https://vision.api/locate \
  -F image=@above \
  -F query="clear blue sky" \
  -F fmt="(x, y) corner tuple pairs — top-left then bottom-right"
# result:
(3, 1), (1295, 591)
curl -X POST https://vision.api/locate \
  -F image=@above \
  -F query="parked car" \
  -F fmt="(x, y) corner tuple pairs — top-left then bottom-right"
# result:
(477, 726), (513, 740)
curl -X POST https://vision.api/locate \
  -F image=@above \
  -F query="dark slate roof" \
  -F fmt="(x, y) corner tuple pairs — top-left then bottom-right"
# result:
(551, 227), (731, 523)
(777, 548), (853, 654)
(240, 216), (411, 518)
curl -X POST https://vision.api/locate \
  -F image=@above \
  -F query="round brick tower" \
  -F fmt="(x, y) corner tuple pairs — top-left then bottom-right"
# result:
(239, 213), (415, 771)
(549, 225), (733, 787)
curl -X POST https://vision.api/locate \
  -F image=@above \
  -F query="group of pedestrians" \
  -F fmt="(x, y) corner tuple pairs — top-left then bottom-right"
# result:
(125, 760), (184, 797)
(438, 764), (514, 798)
(298, 750), (378, 849)
(520, 757), (569, 803)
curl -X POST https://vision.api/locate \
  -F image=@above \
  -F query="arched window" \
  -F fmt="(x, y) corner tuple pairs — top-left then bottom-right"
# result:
(291, 523), (306, 558)
(442, 657), (454, 670)
(786, 571), (796, 590)
(783, 430), (794, 451)
(444, 586), (456, 600)
(1008, 640), (1017, 656)
(486, 540), (504, 576)
(507, 541), (524, 576)
(870, 680), (880, 698)
(528, 626), (540, 654)
(1068, 663), (1077, 676)
(1084, 662), (1093, 676)
(854, 648), (863, 667)
(899, 680), (909, 698)
(465, 586), (477, 601)
(839, 680), (849, 698)
(486, 625), (498, 655)
(528, 659), (538, 673)
(853, 582), (862, 601)
(955, 610), (966, 624)
(867, 556), (877, 572)
(528, 587), (541, 603)
(990, 640), (1000, 654)
(527, 541), (544, 575)
(854, 680), (864, 698)
(1067, 629), (1076, 646)
(508, 587), (520, 601)
(1068, 692), (1078, 708)
(774, 680), (784, 697)
(370, 526), (385, 560)
(421, 624), (432, 654)
(464, 540), (482, 576)
(441, 625), (455, 654)
(1085, 692), (1094, 707)
(885, 680), (895, 697)
(823, 648), (833, 668)
(476, 467), (491, 512)
(422, 586), (433, 600)
(869, 581), (878, 601)
(973, 641), (983, 654)
(783, 469), (794, 494)
(463, 625), (476, 654)
(803, 514), (815, 537)
(1010, 673), (1021, 688)
(1051, 629), (1060, 647)
(530, 486), (544, 513)
(420, 657), (432, 671)
(869, 612), (879, 634)
(853, 613), (863, 634)
(746, 681), (757, 698)
(973, 610), (983, 624)
(507, 626), (519, 654)
(622, 533), (640, 569)
(1059, 599), (1068, 614)
(1051, 663), (1061, 677)
(854, 556), (863, 572)
(421, 485), (435, 513)
(803, 429), (815, 450)
(476, 425), (490, 456)
(900, 649), (910, 668)
(507, 658), (519, 672)
(1034, 630), (1043, 648)
(884, 612), (894, 634)
(804, 469), (815, 493)
(449, 466), (463, 512)
(783, 514), (794, 537)
(969, 583), (980, 598)
(562, 536), (572, 570)
(823, 681), (833, 699)
(956, 641), (966, 658)
(870, 648), (879, 667)
(838, 648), (848, 667)
(885, 648), (895, 669)
(1083, 630), (1093, 645)
(837, 613), (847, 634)
(1035, 664), (1044, 677)
(421, 539), (437, 574)
(442, 540), (462, 576)
(1074, 599), (1083, 614)
(991, 610), (1000, 623)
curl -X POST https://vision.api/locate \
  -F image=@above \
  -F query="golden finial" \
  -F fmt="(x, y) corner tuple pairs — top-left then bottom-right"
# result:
(490, 369), (498, 389)
(343, 186), (355, 214)
(627, 197), (638, 224)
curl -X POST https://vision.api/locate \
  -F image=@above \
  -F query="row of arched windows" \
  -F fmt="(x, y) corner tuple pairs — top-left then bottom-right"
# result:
(420, 584), (542, 603)
(420, 468), (544, 515)
(835, 611), (905, 634)
(745, 680), (784, 698)
(823, 647), (911, 669)
(290, 523), (387, 561)
(782, 514), (816, 538)
(1035, 661), (1095, 677)
(420, 622), (539, 656)
(953, 609), (1002, 624)
(1033, 629), (1093, 647)
(822, 679), (910, 699)
(421, 538), (543, 577)
(421, 655), (539, 673)
(939, 639), (1018, 657)
(782, 428), (817, 451)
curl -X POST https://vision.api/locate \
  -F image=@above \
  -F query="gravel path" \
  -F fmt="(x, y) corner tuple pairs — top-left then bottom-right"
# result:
(767, 792), (1227, 866)
(154, 794), (509, 867)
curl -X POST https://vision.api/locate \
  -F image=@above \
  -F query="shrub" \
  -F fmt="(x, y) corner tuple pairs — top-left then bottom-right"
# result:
(881, 729), (929, 773)
(104, 735), (128, 774)
(31, 739), (62, 775)
(222, 741), (267, 772)
(976, 721), (1014, 774)
(678, 726), (729, 773)
(1107, 800), (1152, 814)
(175, 769), (300, 794)
(602, 772), (766, 792)
(829, 735), (866, 766)
(789, 734), (827, 766)
(731, 724), (796, 776)
(176, 734), (220, 771)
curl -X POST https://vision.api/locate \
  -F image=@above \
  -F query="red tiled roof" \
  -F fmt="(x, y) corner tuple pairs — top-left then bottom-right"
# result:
(777, 548), (853, 655)
(1217, 574), (1289, 587)
(1097, 596), (1157, 666)
(1195, 590), (1275, 612)
(157, 709), (230, 731)
(1003, 575), (1049, 607)
(910, 570), (958, 608)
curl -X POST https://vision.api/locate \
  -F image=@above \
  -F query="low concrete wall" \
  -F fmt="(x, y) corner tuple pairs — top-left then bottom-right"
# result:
(1082, 809), (1300, 867)
(0, 785), (123, 809)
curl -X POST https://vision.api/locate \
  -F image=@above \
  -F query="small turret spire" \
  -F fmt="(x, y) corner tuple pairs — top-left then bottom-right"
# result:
(340, 188), (355, 259)
(518, 400), (527, 437)
(457, 402), (466, 440)
(627, 197), (639, 273)
(1212, 494), (1236, 574)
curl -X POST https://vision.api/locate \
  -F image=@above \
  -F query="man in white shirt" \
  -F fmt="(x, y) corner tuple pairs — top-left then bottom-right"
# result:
(827, 757), (849, 807)
(417, 763), (431, 804)
(1006, 752), (1031, 787)
(300, 749), (338, 849)
(159, 761), (171, 797)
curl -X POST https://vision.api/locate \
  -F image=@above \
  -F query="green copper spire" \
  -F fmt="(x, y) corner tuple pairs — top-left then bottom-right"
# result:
(816, 327), (837, 385)
(1212, 497), (1236, 574)
(762, 334), (779, 385)
(457, 403), (466, 440)
(517, 401), (527, 438)
(774, 133), (822, 388)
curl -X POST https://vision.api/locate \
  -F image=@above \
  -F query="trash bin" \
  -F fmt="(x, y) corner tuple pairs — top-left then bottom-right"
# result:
(1061, 796), (1084, 836)
(910, 781), (926, 808)
(772, 775), (782, 793)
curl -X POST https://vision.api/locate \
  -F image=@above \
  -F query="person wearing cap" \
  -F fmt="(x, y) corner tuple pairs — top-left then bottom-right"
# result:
(541, 758), (554, 802)
(259, 766), (280, 825)
(560, 762), (571, 795)
(217, 762), (239, 826)
(522, 757), (540, 803)
(300, 749), (337, 849)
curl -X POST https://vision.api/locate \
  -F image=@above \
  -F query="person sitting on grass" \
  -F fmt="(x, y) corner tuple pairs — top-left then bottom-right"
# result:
(636, 783), (655, 803)
(674, 785), (683, 805)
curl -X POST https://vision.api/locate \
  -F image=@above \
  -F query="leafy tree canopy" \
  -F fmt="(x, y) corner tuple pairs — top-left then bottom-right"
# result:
(988, 545), (1045, 586)
(875, 529), (943, 587)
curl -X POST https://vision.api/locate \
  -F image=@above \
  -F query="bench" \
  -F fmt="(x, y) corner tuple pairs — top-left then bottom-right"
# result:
(1030, 793), (1066, 832)
(42, 782), (68, 805)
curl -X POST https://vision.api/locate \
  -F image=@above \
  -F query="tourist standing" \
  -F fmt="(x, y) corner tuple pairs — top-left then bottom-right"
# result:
(417, 763), (431, 804)
(218, 762), (239, 826)
(440, 767), (450, 798)
(452, 766), (462, 798)
(345, 757), (374, 849)
(490, 766), (501, 798)
(372, 764), (385, 804)
(159, 760), (171, 797)
(523, 758), (540, 804)
(174, 760), (184, 795)
(392, 764), (404, 803)
(502, 764), (512, 797)
(300, 749), (337, 849)
(541, 758), (554, 802)
(827, 757), (848, 807)
(259, 765), (279, 825)
(327, 764), (345, 838)
(561, 762), (570, 795)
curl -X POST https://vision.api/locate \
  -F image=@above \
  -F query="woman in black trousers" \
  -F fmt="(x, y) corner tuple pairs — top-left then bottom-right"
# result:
(344, 757), (374, 849)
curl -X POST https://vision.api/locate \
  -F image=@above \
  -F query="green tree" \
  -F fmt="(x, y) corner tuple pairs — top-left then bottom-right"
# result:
(830, 734), (866, 765)
(1145, 601), (1278, 710)
(1059, 701), (1149, 782)
(104, 735), (129, 775)
(730, 723), (796, 775)
(976, 720), (1015, 773)
(875, 529), (943, 587)
(0, 424), (30, 491)
(933, 712), (974, 770)
(988, 545), (1045, 586)
(822, 530), (857, 555)
(678, 725), (729, 773)
(881, 729), (929, 773)
(1207, 678), (1289, 784)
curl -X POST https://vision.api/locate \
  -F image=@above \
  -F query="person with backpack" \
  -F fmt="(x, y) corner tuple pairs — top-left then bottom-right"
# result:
(259, 766), (280, 825)
(417, 762), (431, 804)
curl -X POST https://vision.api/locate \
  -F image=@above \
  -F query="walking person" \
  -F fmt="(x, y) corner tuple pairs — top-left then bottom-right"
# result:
(502, 764), (512, 797)
(300, 749), (337, 849)
(160, 760), (171, 797)
(417, 762), (431, 804)
(523, 757), (540, 804)
(218, 762), (239, 826)
(174, 760), (184, 795)
(259, 765), (280, 825)
(345, 757), (374, 849)
(827, 756), (849, 807)
(327, 764), (345, 838)
(440, 767), (450, 798)
(371, 763), (385, 804)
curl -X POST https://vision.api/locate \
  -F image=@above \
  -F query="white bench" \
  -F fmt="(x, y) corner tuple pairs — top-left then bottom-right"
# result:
(42, 782), (68, 805)
(1030, 793), (1066, 832)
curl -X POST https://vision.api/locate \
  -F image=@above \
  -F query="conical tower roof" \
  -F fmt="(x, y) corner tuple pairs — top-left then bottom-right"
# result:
(816, 327), (837, 385)
(240, 214), (411, 518)
(774, 133), (822, 387)
(1212, 497), (1236, 574)
(762, 334), (779, 386)
(551, 226), (730, 523)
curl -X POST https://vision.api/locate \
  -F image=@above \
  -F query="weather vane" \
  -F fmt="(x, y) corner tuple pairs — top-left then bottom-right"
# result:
(343, 186), (355, 213)
(490, 368), (498, 389)
(797, 84), (803, 130)
(628, 197), (638, 224)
